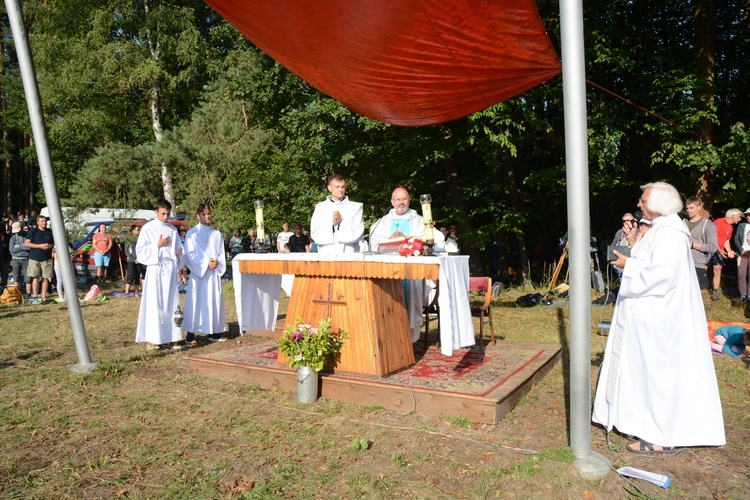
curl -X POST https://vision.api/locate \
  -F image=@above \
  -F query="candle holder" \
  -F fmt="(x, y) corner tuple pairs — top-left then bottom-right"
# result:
(420, 194), (435, 256)
(254, 200), (266, 252)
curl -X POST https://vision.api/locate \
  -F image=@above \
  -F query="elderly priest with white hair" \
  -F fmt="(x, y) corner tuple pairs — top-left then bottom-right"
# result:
(595, 181), (725, 454)
(369, 187), (445, 343)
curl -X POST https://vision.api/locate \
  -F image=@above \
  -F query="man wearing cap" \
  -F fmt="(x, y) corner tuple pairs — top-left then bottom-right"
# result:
(683, 196), (718, 291)
(709, 208), (742, 301)
(611, 213), (637, 248)
(9, 221), (31, 297)
(733, 208), (750, 302)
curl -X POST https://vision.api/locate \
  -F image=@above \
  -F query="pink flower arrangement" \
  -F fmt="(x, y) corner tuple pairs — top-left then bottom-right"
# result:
(398, 237), (425, 257)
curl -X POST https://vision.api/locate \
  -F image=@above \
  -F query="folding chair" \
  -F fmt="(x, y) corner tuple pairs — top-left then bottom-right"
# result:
(470, 276), (495, 345)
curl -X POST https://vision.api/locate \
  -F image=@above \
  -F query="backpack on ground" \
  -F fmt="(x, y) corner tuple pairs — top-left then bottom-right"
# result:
(83, 284), (101, 301)
(516, 292), (543, 307)
(0, 286), (23, 305)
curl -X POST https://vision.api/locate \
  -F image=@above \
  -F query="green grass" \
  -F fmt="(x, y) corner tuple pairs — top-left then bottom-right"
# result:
(0, 283), (747, 498)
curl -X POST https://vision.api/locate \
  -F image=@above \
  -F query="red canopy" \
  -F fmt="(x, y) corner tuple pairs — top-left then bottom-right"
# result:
(205, 0), (561, 126)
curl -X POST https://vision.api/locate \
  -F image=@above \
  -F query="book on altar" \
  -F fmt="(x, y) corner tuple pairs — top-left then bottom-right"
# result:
(377, 236), (406, 255)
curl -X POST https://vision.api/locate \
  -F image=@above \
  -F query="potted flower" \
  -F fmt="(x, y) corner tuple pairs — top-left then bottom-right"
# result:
(278, 318), (348, 403)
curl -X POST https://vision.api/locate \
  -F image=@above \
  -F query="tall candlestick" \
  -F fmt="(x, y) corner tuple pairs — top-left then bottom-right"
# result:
(254, 200), (265, 242)
(420, 194), (434, 243)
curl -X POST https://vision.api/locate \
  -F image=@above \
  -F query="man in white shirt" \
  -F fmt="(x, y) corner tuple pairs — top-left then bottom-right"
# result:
(310, 174), (364, 254)
(276, 222), (294, 253)
(182, 204), (227, 344)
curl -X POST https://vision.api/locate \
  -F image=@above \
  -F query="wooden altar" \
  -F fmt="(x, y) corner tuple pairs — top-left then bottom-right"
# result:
(236, 258), (440, 376)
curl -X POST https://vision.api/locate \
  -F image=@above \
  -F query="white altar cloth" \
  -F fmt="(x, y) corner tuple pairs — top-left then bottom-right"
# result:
(232, 253), (475, 356)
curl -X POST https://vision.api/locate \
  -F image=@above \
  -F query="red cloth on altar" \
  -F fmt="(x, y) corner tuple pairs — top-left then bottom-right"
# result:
(204, 0), (561, 126)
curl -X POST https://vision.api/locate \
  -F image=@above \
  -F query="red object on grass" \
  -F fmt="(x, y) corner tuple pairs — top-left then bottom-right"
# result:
(205, 0), (561, 126)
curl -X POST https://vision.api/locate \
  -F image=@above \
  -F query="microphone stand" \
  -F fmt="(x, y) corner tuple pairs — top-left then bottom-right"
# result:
(363, 217), (383, 255)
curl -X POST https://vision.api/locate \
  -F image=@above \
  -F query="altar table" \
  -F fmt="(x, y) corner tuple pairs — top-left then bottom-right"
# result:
(232, 254), (475, 376)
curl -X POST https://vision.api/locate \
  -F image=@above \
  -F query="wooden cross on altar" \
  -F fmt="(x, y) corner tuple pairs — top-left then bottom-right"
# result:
(312, 282), (347, 318)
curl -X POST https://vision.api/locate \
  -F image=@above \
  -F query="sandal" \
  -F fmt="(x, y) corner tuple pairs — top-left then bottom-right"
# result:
(146, 343), (160, 350)
(627, 439), (677, 455)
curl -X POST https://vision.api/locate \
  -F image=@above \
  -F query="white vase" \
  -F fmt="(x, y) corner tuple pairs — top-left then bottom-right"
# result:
(296, 366), (319, 404)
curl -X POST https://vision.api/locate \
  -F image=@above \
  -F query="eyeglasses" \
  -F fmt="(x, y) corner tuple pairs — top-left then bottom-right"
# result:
(638, 222), (651, 227)
(622, 219), (634, 223)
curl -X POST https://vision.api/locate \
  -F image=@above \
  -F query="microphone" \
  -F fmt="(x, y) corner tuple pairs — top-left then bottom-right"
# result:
(634, 211), (643, 222)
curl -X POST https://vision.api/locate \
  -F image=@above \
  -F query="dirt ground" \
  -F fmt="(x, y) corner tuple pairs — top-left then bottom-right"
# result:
(0, 286), (748, 498)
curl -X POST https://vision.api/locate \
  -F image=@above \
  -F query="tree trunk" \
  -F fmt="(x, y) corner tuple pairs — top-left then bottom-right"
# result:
(693, 0), (716, 204)
(145, 0), (175, 214)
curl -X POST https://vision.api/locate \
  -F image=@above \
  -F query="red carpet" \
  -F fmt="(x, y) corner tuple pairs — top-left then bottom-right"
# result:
(190, 340), (552, 397)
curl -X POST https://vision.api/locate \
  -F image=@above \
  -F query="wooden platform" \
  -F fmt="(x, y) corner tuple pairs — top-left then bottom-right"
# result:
(187, 325), (561, 424)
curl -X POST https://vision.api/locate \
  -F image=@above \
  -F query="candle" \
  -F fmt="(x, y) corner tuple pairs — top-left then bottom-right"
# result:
(254, 200), (265, 242)
(420, 194), (434, 243)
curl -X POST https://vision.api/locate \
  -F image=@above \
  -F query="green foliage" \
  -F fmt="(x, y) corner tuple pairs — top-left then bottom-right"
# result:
(3, 0), (749, 284)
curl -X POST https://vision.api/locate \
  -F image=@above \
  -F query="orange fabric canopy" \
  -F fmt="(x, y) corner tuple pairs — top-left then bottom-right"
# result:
(205, 0), (561, 126)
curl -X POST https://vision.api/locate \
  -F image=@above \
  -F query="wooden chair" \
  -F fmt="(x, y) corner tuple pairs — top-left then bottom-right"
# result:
(422, 282), (439, 349)
(470, 276), (495, 345)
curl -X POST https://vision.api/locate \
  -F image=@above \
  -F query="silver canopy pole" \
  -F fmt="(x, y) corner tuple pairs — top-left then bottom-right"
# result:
(5, 0), (97, 373)
(559, 0), (609, 477)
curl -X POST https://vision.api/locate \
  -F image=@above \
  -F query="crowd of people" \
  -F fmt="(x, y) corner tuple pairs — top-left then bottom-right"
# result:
(610, 197), (749, 303)
(1, 174), (459, 336)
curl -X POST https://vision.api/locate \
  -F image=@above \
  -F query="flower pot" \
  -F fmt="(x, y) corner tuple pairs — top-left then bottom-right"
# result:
(296, 365), (319, 404)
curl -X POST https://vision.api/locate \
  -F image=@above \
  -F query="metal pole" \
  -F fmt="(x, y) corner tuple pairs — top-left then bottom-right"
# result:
(5, 0), (97, 373)
(559, 0), (608, 477)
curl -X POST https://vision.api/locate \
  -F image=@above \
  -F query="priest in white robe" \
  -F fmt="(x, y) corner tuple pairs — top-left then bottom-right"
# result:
(369, 187), (445, 343)
(310, 174), (364, 254)
(593, 182), (725, 453)
(369, 188), (446, 253)
(135, 199), (184, 348)
(182, 204), (227, 344)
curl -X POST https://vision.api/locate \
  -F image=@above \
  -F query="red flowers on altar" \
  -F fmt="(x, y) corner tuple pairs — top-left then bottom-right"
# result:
(398, 237), (425, 257)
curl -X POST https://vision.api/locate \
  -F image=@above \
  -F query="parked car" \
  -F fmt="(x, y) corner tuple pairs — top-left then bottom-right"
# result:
(72, 219), (184, 279)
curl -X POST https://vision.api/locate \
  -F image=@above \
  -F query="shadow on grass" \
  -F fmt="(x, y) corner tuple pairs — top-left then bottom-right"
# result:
(0, 307), (47, 320)
(556, 309), (572, 438)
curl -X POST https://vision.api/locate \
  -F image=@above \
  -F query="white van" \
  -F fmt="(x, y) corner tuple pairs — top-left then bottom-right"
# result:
(41, 207), (154, 227)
